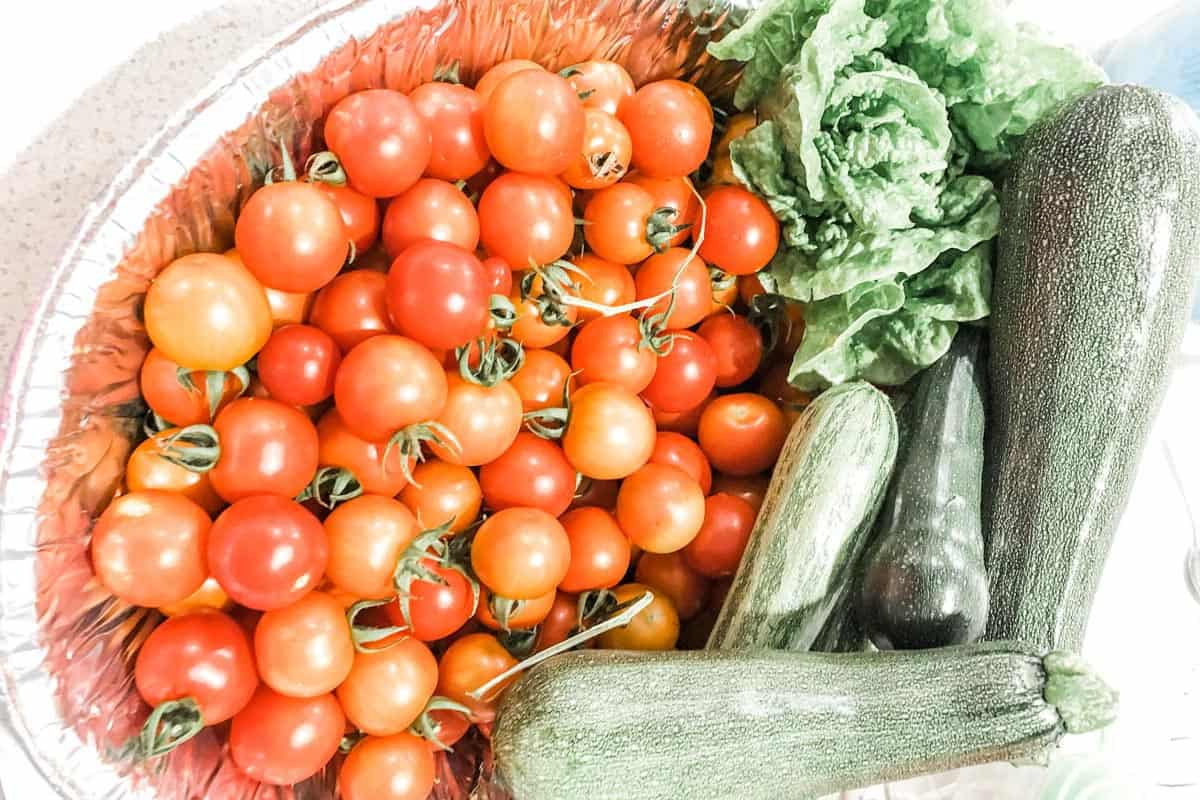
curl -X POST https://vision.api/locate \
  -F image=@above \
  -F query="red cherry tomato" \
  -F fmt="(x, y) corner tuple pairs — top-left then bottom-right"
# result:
(652, 390), (714, 437)
(430, 372), (524, 467)
(235, 182), (348, 292)
(634, 248), (713, 330)
(386, 241), (488, 350)
(479, 172), (574, 268)
(325, 90), (432, 197)
(697, 185), (780, 275)
(209, 398), (319, 503)
(582, 183), (658, 265)
(481, 256), (513, 296)
(256, 324), (341, 406)
(208, 496), (327, 611)
(479, 432), (576, 517)
(535, 591), (580, 651)
(710, 473), (770, 513)
(616, 463), (706, 554)
(484, 70), (585, 176)
(340, 733), (436, 800)
(649, 431), (713, 495)
(564, 60), (635, 117)
(510, 349), (572, 413)
(422, 707), (471, 750)
(641, 331), (717, 413)
(410, 81), (490, 181)
(571, 253), (635, 319)
(571, 314), (658, 394)
(385, 560), (476, 641)
(335, 335), (448, 442)
(230, 687), (344, 786)
(309, 269), (394, 352)
(562, 109), (632, 190)
(474, 59), (544, 104)
(254, 591), (354, 698)
(698, 314), (763, 388)
(558, 507), (632, 593)
(624, 173), (699, 248)
(139, 347), (245, 427)
(135, 610), (257, 725)
(316, 182), (380, 253)
(471, 507), (571, 599)
(698, 393), (789, 477)
(382, 179), (479, 256)
(621, 80), (713, 179)
(683, 493), (757, 578)
(316, 408), (413, 497)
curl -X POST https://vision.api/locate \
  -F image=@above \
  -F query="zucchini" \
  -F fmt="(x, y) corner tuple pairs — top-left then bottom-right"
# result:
(492, 643), (1118, 800)
(859, 328), (989, 650)
(986, 85), (1200, 651)
(707, 381), (897, 651)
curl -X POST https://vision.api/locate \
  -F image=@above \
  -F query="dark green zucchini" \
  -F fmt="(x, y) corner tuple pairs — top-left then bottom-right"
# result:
(858, 328), (989, 650)
(986, 85), (1200, 650)
(492, 643), (1118, 800)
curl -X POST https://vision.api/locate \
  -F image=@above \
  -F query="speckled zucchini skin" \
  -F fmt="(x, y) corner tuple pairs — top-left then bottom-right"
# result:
(985, 85), (1200, 651)
(492, 644), (1113, 800)
(859, 328), (989, 650)
(707, 381), (897, 651)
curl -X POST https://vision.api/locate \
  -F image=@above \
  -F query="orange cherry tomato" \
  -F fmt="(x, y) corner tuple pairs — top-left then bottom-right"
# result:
(410, 81), (490, 182)
(316, 182), (381, 253)
(340, 733), (436, 800)
(476, 587), (556, 631)
(334, 335), (448, 442)
(563, 60), (635, 117)
(634, 248), (712, 330)
(484, 70), (584, 176)
(325, 89), (432, 198)
(562, 382), (656, 480)
(634, 551), (710, 621)
(255, 591), (355, 698)
(616, 463), (706, 554)
(398, 459), (482, 533)
(436, 633), (518, 724)
(430, 372), (523, 467)
(471, 507), (570, 600)
(158, 576), (232, 617)
(571, 314), (658, 395)
(382, 178), (480, 257)
(596, 583), (680, 650)
(139, 347), (246, 427)
(558, 507), (632, 593)
(325, 495), (420, 600)
(337, 635), (438, 736)
(571, 253), (635, 320)
(698, 393), (789, 477)
(235, 180), (348, 293)
(316, 407), (414, 497)
(648, 431), (712, 495)
(652, 390), (715, 438)
(624, 173), (699, 248)
(126, 430), (224, 514)
(508, 278), (578, 349)
(474, 59), (544, 104)
(309, 269), (395, 352)
(562, 109), (632, 190)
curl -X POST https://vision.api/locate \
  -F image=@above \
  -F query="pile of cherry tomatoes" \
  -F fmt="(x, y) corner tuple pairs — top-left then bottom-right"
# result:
(92, 56), (806, 799)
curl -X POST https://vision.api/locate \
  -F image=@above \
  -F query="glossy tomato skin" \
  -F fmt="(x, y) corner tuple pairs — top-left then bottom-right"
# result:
(476, 586), (555, 631)
(139, 347), (245, 427)
(382, 179), (480, 256)
(571, 314), (658, 394)
(471, 507), (570, 600)
(91, 491), (210, 608)
(309, 269), (394, 352)
(316, 182), (380, 253)
(624, 173), (699, 248)
(571, 254), (635, 319)
(474, 59), (543, 103)
(126, 431), (224, 514)
(652, 390), (714, 437)
(634, 551), (709, 620)
(562, 382), (656, 480)
(478, 432), (575, 517)
(209, 398), (319, 502)
(208, 496), (327, 611)
(698, 314), (763, 388)
(145, 253), (272, 371)
(135, 610), (257, 724)
(230, 687), (345, 786)
(535, 591), (579, 651)
(385, 560), (476, 641)
(316, 408), (413, 497)
(648, 431), (713, 495)
(684, 493), (757, 578)
(431, 373), (523, 466)
(337, 635), (438, 736)
(256, 325), (342, 406)
(616, 463), (706, 554)
(386, 241), (488, 350)
(484, 70), (585, 176)
(254, 591), (354, 698)
(325, 90), (432, 198)
(159, 576), (232, 617)
(698, 393), (789, 477)
(399, 459), (481, 533)
(710, 472), (769, 513)
(479, 173), (574, 269)
(335, 335), (448, 442)
(558, 507), (632, 593)
(640, 330), (717, 413)
(621, 80), (713, 179)
(697, 185), (780, 275)
(582, 183), (656, 265)
(508, 280), (578, 349)
(235, 183), (348, 293)
(480, 256), (513, 296)
(264, 286), (315, 327)
(562, 109), (632, 190)
(410, 81), (490, 181)
(635, 248), (712, 330)
(340, 733), (436, 800)
(436, 633), (518, 723)
(596, 583), (680, 650)
(564, 60), (635, 117)
(325, 495), (419, 600)
(510, 349), (572, 412)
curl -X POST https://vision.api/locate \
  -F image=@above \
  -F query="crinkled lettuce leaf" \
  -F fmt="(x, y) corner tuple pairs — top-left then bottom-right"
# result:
(710, 0), (1102, 388)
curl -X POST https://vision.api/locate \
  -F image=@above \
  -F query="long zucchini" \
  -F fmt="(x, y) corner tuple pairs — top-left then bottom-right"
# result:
(492, 644), (1118, 800)
(986, 85), (1200, 650)
(859, 328), (989, 649)
(707, 381), (897, 651)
